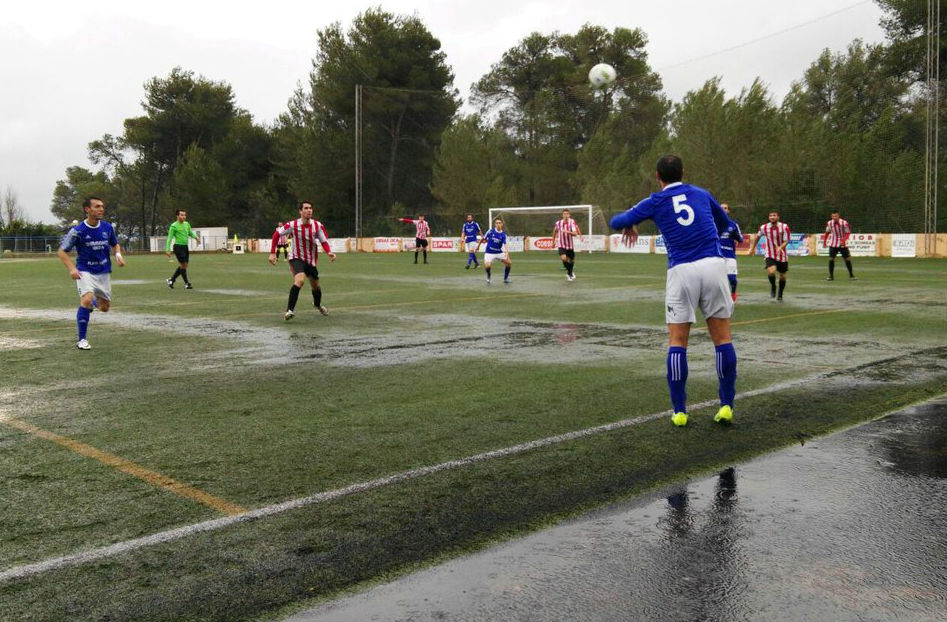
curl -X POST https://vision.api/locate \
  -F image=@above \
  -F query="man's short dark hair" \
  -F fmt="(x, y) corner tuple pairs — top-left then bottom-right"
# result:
(298, 201), (312, 210)
(175, 209), (186, 216)
(82, 196), (103, 209)
(656, 155), (683, 183)
(830, 210), (840, 215)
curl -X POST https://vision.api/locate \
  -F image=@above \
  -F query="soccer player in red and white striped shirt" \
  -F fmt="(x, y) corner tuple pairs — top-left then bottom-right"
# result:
(552, 209), (581, 281)
(821, 210), (856, 281)
(749, 210), (791, 300)
(268, 201), (337, 320)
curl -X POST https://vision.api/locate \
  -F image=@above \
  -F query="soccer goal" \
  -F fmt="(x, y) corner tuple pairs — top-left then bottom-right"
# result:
(487, 205), (606, 252)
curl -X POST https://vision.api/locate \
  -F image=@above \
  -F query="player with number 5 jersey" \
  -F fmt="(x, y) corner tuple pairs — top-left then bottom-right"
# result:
(610, 155), (738, 428)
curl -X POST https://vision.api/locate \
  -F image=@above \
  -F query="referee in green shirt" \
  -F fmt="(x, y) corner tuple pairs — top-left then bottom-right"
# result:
(166, 209), (200, 289)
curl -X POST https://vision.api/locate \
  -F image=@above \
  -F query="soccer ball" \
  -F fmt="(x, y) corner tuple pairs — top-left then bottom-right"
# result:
(589, 63), (617, 88)
(71, 219), (79, 225)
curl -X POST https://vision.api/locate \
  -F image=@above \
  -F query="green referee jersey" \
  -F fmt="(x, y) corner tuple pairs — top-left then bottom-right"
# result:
(166, 220), (198, 250)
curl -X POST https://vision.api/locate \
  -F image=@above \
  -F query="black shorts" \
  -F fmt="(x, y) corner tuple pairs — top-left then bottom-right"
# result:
(828, 246), (851, 259)
(172, 244), (189, 264)
(288, 258), (319, 280)
(765, 257), (789, 273)
(415, 238), (428, 248)
(558, 248), (575, 260)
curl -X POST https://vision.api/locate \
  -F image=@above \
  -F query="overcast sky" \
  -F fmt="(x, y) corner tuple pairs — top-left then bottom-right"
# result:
(1, 0), (886, 224)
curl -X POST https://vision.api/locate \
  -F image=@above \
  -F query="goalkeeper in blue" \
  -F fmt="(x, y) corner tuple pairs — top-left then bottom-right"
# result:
(610, 155), (738, 427)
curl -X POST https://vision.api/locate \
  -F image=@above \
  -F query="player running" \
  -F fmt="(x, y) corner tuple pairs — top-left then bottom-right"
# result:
(610, 155), (737, 427)
(552, 208), (581, 281)
(476, 217), (512, 284)
(749, 211), (791, 300)
(165, 209), (200, 289)
(269, 201), (337, 320)
(719, 204), (743, 301)
(57, 197), (126, 350)
(459, 214), (482, 269)
(822, 210), (856, 281)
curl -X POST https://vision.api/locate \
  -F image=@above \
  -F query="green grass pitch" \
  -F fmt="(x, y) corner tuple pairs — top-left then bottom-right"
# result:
(0, 251), (944, 621)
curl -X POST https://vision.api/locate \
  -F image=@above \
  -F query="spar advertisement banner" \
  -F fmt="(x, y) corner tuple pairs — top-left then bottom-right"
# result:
(374, 237), (401, 252)
(430, 237), (460, 252)
(816, 233), (877, 257)
(890, 233), (917, 258)
(609, 234), (652, 253)
(756, 233), (811, 256)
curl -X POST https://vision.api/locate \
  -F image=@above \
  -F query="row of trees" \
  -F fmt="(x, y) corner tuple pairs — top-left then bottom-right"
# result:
(48, 2), (944, 244)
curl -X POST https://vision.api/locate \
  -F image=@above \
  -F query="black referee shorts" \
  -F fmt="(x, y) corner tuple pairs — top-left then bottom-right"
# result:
(765, 257), (789, 273)
(558, 247), (575, 260)
(172, 244), (190, 264)
(828, 246), (851, 259)
(289, 258), (319, 279)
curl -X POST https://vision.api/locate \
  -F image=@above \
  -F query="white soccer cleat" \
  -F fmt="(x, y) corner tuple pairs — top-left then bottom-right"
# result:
(284, 310), (295, 321)
(485, 277), (491, 284)
(76, 339), (91, 350)
(317, 305), (329, 316)
(166, 278), (174, 289)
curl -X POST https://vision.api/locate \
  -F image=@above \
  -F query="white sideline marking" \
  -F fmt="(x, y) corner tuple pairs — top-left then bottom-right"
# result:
(0, 366), (914, 584)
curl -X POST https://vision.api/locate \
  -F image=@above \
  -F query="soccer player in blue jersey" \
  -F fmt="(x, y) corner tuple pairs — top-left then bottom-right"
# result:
(57, 197), (126, 350)
(459, 214), (482, 269)
(610, 155), (738, 427)
(475, 217), (512, 284)
(719, 204), (743, 301)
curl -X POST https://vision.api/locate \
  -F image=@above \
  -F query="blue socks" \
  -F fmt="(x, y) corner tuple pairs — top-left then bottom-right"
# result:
(467, 252), (478, 266)
(77, 306), (91, 340)
(715, 342), (737, 407)
(667, 346), (688, 413)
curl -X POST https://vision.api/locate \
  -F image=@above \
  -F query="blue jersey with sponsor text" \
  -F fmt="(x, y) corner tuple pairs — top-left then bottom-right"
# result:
(610, 182), (731, 269)
(719, 220), (743, 259)
(462, 221), (481, 242)
(482, 228), (507, 254)
(60, 220), (117, 274)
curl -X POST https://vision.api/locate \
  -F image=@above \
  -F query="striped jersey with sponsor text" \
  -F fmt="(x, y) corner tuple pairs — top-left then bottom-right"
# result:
(415, 219), (430, 240)
(553, 218), (580, 250)
(823, 218), (850, 247)
(757, 221), (791, 262)
(271, 219), (330, 265)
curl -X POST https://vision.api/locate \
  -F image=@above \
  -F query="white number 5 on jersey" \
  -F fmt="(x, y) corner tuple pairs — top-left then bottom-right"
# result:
(672, 194), (694, 226)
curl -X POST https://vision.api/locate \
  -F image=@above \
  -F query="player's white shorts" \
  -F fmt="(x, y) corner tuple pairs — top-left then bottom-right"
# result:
(665, 256), (732, 324)
(465, 241), (479, 252)
(76, 271), (112, 301)
(483, 252), (509, 265)
(724, 257), (738, 275)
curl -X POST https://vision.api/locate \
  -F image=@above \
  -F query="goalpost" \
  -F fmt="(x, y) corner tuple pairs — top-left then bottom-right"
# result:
(487, 205), (605, 252)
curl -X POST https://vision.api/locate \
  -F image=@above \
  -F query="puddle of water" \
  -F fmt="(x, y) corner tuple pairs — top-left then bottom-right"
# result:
(287, 398), (947, 622)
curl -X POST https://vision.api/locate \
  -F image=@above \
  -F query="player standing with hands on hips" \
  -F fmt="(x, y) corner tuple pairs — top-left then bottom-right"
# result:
(57, 197), (126, 350)
(552, 208), (581, 281)
(269, 201), (336, 320)
(165, 209), (199, 289)
(749, 211), (791, 300)
(459, 214), (482, 269)
(822, 210), (856, 281)
(610, 155), (738, 427)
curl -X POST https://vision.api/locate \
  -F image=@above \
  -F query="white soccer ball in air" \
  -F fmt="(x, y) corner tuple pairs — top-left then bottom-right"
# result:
(72, 219), (79, 225)
(588, 63), (617, 88)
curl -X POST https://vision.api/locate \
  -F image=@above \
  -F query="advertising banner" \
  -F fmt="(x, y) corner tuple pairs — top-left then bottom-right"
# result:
(430, 237), (459, 252)
(508, 236), (525, 252)
(527, 237), (556, 251)
(757, 233), (811, 256)
(578, 235), (608, 252)
(609, 234), (652, 254)
(327, 238), (348, 253)
(890, 233), (916, 258)
(401, 237), (416, 252)
(373, 237), (401, 252)
(816, 233), (877, 257)
(735, 236), (754, 255)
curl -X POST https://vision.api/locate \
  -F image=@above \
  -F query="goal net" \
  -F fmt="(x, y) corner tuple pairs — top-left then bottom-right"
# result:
(487, 205), (607, 252)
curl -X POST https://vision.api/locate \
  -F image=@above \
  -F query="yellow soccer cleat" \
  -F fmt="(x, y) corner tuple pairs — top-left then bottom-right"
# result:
(714, 405), (733, 424)
(671, 412), (688, 427)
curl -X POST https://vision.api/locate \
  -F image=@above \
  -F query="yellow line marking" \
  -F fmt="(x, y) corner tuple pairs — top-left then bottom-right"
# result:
(0, 415), (245, 516)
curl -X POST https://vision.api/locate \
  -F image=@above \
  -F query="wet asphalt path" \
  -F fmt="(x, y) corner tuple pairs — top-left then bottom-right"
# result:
(284, 398), (947, 622)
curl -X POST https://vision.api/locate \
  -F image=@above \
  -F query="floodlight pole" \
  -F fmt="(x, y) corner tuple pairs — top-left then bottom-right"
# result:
(355, 84), (363, 244)
(924, 0), (941, 254)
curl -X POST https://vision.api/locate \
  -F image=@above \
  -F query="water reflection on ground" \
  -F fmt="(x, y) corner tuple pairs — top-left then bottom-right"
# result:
(287, 398), (947, 622)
